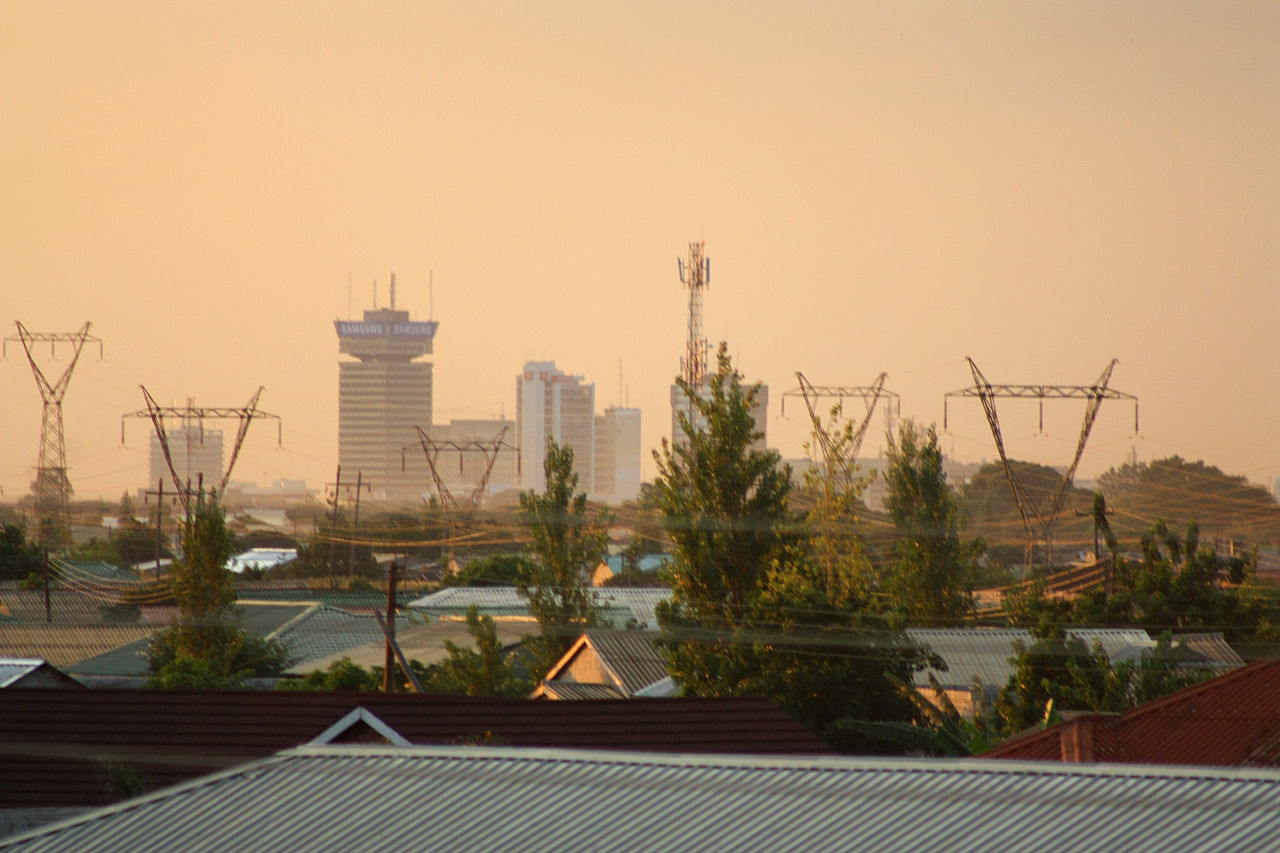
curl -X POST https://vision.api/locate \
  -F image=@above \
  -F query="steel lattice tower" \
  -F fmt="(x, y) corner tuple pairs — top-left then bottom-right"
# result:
(678, 241), (710, 388)
(5, 322), (101, 548)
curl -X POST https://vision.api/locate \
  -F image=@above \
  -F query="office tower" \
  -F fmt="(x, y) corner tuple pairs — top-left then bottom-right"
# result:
(517, 362), (594, 493)
(336, 282), (437, 502)
(594, 406), (642, 503)
(670, 381), (769, 451)
(148, 425), (223, 492)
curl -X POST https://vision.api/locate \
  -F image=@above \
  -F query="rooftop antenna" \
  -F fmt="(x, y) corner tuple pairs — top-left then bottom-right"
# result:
(372, 279), (378, 310)
(390, 271), (397, 311)
(429, 269), (434, 321)
(347, 272), (352, 319)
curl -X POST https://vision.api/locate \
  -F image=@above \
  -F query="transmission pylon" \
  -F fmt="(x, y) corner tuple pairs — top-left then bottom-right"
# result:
(409, 426), (516, 532)
(782, 372), (900, 480)
(122, 386), (282, 513)
(4, 322), (102, 548)
(677, 241), (710, 388)
(944, 357), (1138, 567)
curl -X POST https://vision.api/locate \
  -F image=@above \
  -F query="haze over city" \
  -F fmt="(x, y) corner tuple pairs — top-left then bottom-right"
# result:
(2, 1), (1276, 503)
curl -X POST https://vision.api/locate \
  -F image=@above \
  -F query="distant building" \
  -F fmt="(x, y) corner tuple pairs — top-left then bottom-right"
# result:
(517, 362), (594, 492)
(593, 407), (641, 503)
(336, 285), (437, 503)
(670, 380), (768, 451)
(148, 425), (223, 491)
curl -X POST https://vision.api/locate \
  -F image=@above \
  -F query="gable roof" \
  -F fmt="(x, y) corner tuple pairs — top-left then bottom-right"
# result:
(982, 655), (1280, 766)
(538, 630), (669, 697)
(8, 745), (1280, 852)
(0, 659), (81, 689)
(0, 689), (829, 812)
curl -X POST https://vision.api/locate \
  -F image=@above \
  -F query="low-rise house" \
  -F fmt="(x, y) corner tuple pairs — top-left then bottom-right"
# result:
(0, 659), (81, 689)
(410, 585), (672, 629)
(532, 630), (674, 699)
(5, 744), (1280, 851)
(905, 627), (1241, 717)
(981, 655), (1280, 766)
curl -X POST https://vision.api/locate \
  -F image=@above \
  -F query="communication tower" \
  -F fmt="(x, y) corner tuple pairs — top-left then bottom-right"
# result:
(677, 241), (710, 388)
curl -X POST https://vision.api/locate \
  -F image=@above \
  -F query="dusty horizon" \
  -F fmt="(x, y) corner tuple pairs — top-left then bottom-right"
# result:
(2, 1), (1276, 502)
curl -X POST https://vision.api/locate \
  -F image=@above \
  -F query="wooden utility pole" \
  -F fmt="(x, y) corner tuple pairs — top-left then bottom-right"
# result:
(382, 560), (398, 692)
(42, 551), (51, 623)
(143, 479), (167, 578)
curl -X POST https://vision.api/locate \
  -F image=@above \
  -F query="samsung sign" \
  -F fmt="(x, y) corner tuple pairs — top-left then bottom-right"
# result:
(335, 321), (438, 338)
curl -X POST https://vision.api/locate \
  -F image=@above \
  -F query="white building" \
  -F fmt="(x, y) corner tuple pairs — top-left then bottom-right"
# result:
(594, 407), (642, 503)
(148, 425), (223, 492)
(517, 362), (595, 493)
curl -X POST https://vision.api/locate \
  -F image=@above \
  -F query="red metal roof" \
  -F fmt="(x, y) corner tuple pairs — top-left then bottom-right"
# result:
(0, 689), (830, 809)
(982, 656), (1280, 766)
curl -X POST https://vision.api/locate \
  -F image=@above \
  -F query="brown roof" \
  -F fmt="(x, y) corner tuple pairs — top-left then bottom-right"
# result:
(981, 656), (1280, 767)
(0, 625), (156, 668)
(0, 689), (831, 809)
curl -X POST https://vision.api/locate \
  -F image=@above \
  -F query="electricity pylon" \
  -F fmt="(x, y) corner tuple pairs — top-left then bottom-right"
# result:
(782, 372), (899, 481)
(944, 357), (1138, 567)
(5, 322), (101, 547)
(122, 386), (281, 513)
(410, 425), (516, 533)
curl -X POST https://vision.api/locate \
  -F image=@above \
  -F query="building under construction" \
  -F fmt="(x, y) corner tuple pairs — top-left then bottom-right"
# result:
(336, 279), (437, 503)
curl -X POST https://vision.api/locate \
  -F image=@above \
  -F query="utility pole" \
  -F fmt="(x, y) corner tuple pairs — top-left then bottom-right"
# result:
(347, 471), (370, 583)
(143, 479), (170, 578)
(382, 560), (398, 692)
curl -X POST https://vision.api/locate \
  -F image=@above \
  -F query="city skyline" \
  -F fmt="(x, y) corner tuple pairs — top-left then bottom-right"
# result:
(2, 2), (1276, 502)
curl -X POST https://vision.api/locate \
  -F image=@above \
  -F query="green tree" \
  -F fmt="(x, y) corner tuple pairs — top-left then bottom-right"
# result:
(146, 492), (291, 687)
(653, 346), (928, 752)
(441, 553), (534, 587)
(0, 524), (44, 581)
(883, 419), (980, 623)
(655, 345), (794, 624)
(517, 440), (610, 674)
(429, 606), (532, 696)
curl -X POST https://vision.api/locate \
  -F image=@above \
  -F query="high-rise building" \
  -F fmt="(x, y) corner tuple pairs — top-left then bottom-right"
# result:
(670, 381), (769, 451)
(336, 287), (437, 503)
(594, 407), (642, 503)
(148, 425), (223, 492)
(517, 362), (594, 493)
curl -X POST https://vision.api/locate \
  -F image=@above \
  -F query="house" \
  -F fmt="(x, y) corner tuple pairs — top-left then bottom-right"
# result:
(981, 655), (1280, 766)
(531, 630), (674, 699)
(0, 689), (829, 835)
(905, 627), (1241, 717)
(0, 659), (81, 689)
(5, 745), (1280, 851)
(410, 585), (673, 629)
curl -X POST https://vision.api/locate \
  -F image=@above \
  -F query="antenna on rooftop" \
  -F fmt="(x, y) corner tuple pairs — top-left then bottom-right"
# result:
(390, 271), (397, 311)
(429, 269), (434, 321)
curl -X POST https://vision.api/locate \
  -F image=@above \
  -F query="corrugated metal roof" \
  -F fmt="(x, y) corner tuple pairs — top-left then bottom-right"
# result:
(580, 630), (668, 695)
(264, 604), (385, 667)
(410, 586), (672, 629)
(7, 746), (1280, 852)
(0, 625), (156, 669)
(0, 660), (43, 688)
(0, 689), (829, 813)
(907, 627), (1156, 690)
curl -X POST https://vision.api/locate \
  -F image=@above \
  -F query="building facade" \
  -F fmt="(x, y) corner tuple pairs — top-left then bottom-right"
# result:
(517, 362), (594, 493)
(336, 304), (437, 503)
(594, 406), (641, 503)
(148, 425), (223, 492)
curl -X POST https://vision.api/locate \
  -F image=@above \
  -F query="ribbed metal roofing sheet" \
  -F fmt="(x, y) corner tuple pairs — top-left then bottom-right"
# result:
(5, 746), (1280, 852)
(410, 586), (672, 628)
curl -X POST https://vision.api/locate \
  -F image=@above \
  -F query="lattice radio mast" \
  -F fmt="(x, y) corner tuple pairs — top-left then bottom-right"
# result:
(4, 322), (101, 547)
(677, 241), (710, 388)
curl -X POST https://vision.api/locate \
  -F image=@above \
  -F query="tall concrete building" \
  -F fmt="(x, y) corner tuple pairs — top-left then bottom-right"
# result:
(670, 381), (769, 451)
(517, 362), (594, 493)
(336, 290), (438, 503)
(594, 406), (642, 503)
(148, 425), (223, 492)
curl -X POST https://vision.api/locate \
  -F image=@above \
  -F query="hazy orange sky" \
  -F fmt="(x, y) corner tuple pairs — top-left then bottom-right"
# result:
(2, 1), (1277, 502)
